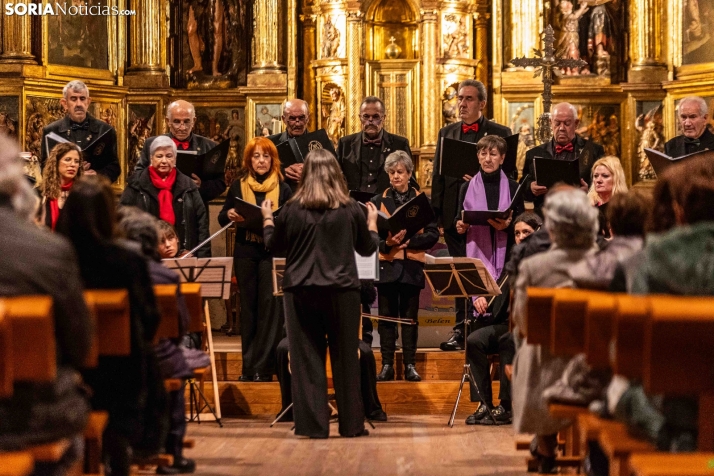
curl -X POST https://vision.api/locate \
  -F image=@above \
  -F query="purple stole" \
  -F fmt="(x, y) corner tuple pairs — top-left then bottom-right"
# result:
(463, 170), (511, 280)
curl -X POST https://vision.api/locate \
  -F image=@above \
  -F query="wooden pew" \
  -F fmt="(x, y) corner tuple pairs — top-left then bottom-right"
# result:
(153, 284), (180, 343)
(525, 287), (557, 346)
(0, 452), (34, 476)
(180, 283), (204, 334)
(0, 304), (13, 398)
(629, 453), (714, 476)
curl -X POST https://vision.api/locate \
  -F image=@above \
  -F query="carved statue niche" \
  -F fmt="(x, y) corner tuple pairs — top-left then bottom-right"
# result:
(321, 16), (341, 58)
(321, 84), (346, 147)
(635, 104), (664, 181)
(181, 0), (250, 88)
(365, 0), (418, 60)
(442, 14), (469, 59)
(442, 84), (459, 126)
(555, 0), (591, 75)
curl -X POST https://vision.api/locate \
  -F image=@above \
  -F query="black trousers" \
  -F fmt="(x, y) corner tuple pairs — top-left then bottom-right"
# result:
(234, 256), (283, 377)
(466, 323), (512, 406)
(444, 228), (472, 332)
(164, 389), (186, 459)
(275, 337), (384, 421)
(376, 282), (420, 365)
(283, 287), (364, 438)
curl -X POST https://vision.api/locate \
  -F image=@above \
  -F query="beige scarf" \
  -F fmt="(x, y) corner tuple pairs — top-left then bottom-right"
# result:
(240, 172), (280, 210)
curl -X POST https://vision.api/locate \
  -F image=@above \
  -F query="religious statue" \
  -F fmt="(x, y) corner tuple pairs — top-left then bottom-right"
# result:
(322, 87), (346, 148)
(443, 15), (469, 58)
(442, 86), (459, 125)
(515, 123), (535, 180)
(635, 106), (665, 180)
(556, 0), (590, 75)
(586, 0), (617, 76)
(99, 107), (117, 128)
(128, 112), (155, 176)
(420, 159), (433, 188)
(322, 16), (341, 58)
(602, 114), (620, 156)
(25, 113), (46, 161)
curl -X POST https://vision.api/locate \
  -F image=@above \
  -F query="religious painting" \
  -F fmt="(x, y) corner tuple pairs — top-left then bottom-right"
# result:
(25, 97), (65, 160)
(508, 102), (536, 180)
(681, 0), (714, 65)
(441, 83), (460, 127)
(127, 104), (158, 179)
(634, 101), (664, 181)
(574, 104), (621, 157)
(47, 0), (109, 69)
(441, 13), (469, 59)
(90, 103), (119, 128)
(175, 0), (252, 88)
(192, 106), (245, 187)
(673, 97), (714, 135)
(320, 83), (346, 148)
(320, 14), (346, 59)
(253, 104), (282, 138)
(0, 97), (20, 140)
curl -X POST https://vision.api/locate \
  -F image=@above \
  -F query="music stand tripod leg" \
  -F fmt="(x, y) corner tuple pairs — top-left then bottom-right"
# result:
(270, 403), (293, 427)
(204, 300), (223, 425)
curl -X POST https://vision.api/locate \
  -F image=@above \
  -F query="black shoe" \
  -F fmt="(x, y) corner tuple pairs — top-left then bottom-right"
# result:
(465, 403), (491, 425)
(376, 364), (394, 381)
(238, 374), (254, 382)
(529, 438), (557, 474)
(439, 331), (464, 351)
(156, 457), (196, 474)
(343, 428), (369, 437)
(254, 374), (273, 382)
(479, 405), (512, 425)
(368, 409), (388, 422)
(404, 364), (421, 382)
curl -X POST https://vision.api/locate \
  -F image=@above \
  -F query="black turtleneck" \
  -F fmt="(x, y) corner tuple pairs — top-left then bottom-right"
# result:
(391, 186), (411, 206)
(481, 168), (502, 210)
(252, 172), (270, 204)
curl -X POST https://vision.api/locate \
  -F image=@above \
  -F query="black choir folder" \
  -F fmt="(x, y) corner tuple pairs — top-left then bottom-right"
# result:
(276, 129), (337, 167)
(439, 134), (519, 179)
(233, 197), (282, 231)
(359, 193), (435, 240)
(44, 130), (115, 171)
(349, 190), (376, 204)
(644, 148), (714, 177)
(533, 156), (580, 188)
(176, 139), (229, 181)
(461, 175), (529, 226)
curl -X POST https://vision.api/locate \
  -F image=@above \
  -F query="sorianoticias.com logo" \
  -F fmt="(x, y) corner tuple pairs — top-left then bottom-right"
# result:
(5, 2), (136, 16)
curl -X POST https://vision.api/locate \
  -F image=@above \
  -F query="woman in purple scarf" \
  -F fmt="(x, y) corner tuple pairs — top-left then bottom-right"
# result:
(455, 136), (524, 282)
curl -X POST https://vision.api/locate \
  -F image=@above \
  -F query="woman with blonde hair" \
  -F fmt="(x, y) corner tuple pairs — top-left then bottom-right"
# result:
(262, 148), (379, 439)
(218, 136), (292, 382)
(41, 142), (83, 230)
(587, 155), (627, 238)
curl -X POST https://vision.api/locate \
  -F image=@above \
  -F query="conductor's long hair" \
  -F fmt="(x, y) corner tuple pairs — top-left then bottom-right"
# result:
(290, 149), (350, 209)
(42, 142), (84, 199)
(238, 137), (283, 181)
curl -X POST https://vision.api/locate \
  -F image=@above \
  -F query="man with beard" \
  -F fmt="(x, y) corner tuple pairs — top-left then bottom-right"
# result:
(41, 80), (120, 183)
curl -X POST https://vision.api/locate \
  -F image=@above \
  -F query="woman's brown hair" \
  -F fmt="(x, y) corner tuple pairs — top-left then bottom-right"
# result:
(42, 142), (83, 199)
(289, 149), (350, 209)
(238, 136), (283, 180)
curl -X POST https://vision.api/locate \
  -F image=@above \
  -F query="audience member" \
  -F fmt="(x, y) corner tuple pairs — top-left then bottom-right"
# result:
(41, 142), (84, 230)
(587, 156), (627, 238)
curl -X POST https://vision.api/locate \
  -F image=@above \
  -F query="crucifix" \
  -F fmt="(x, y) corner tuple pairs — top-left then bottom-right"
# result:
(509, 25), (587, 142)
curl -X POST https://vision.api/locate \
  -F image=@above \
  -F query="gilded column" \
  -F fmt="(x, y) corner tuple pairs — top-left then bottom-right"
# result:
(505, 0), (540, 67)
(345, 10), (363, 134)
(629, 0), (667, 82)
(421, 10), (438, 148)
(474, 10), (489, 87)
(301, 14), (318, 131)
(0, 9), (35, 63)
(253, 0), (284, 72)
(127, 0), (164, 73)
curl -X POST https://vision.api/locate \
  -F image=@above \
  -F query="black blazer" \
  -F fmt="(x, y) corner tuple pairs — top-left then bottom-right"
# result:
(135, 133), (226, 204)
(337, 131), (416, 193)
(370, 188), (439, 288)
(521, 134), (604, 212)
(664, 129), (714, 157)
(41, 114), (120, 183)
(268, 130), (308, 192)
(431, 119), (512, 231)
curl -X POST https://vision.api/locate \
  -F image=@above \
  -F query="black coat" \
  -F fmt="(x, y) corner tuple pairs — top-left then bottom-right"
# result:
(431, 119), (512, 231)
(120, 168), (211, 258)
(217, 177), (293, 259)
(521, 134), (604, 212)
(268, 130), (307, 192)
(370, 188), (439, 288)
(337, 131), (417, 193)
(664, 128), (714, 157)
(136, 133), (226, 204)
(41, 114), (120, 183)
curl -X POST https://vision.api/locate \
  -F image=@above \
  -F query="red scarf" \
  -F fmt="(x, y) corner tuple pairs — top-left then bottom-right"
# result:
(49, 181), (73, 231)
(148, 166), (177, 224)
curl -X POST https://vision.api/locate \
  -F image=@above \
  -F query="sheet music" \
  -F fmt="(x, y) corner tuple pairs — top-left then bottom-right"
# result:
(355, 251), (379, 280)
(163, 257), (233, 299)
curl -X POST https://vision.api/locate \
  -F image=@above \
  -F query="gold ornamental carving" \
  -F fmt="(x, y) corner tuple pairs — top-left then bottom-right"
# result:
(0, 10), (35, 63)
(127, 0), (164, 72)
(421, 10), (438, 148)
(345, 10), (363, 134)
(629, 0), (667, 82)
(504, 0), (541, 68)
(253, 0), (284, 71)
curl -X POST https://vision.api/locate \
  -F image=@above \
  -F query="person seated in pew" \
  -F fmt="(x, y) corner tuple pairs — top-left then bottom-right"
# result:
(157, 219), (189, 259)
(40, 142), (84, 230)
(116, 206), (209, 475)
(463, 212), (542, 425)
(57, 176), (167, 476)
(570, 189), (650, 290)
(0, 133), (93, 474)
(586, 156), (628, 240)
(511, 188), (600, 474)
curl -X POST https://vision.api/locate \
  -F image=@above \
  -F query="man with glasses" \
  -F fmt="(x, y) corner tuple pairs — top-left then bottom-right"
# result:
(135, 99), (226, 204)
(337, 96), (415, 194)
(41, 80), (121, 183)
(268, 99), (311, 191)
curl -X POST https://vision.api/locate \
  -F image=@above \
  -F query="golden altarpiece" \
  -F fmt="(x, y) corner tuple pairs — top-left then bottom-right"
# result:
(0, 0), (711, 190)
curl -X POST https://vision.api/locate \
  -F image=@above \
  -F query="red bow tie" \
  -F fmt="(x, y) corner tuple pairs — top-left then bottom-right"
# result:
(172, 137), (190, 150)
(461, 122), (479, 134)
(555, 142), (574, 154)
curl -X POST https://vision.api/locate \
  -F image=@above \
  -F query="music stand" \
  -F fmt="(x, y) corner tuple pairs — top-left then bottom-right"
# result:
(164, 257), (233, 427)
(423, 255), (502, 427)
